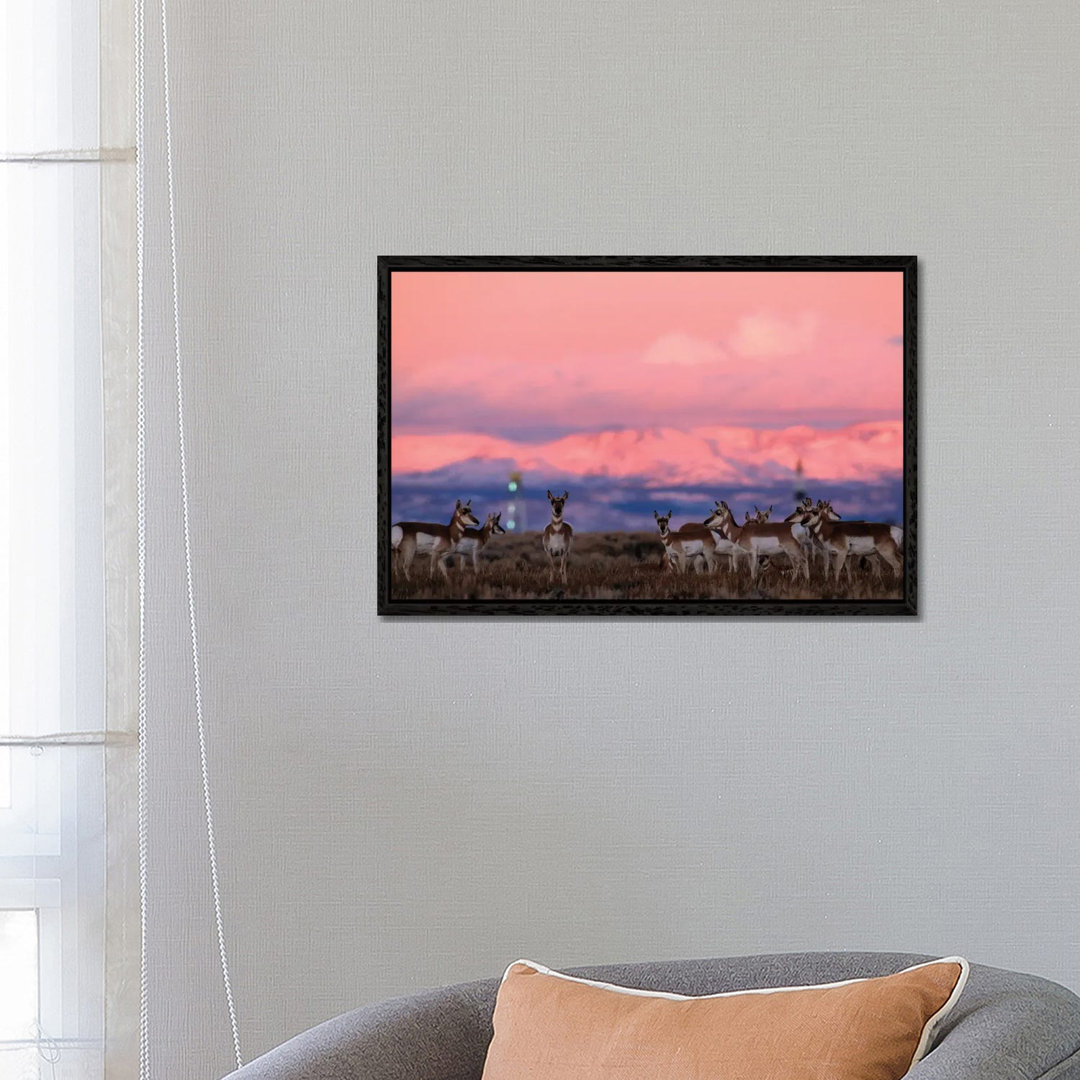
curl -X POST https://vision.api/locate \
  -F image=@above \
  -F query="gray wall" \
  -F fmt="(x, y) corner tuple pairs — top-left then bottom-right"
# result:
(139, 3), (1080, 1077)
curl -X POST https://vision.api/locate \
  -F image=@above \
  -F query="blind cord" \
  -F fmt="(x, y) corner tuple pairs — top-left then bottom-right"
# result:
(159, 0), (244, 1067)
(134, 0), (150, 1074)
(135, 0), (244, 1071)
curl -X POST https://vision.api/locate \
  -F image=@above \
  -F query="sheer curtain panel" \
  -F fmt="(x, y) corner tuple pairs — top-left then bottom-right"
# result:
(1, 1), (138, 1078)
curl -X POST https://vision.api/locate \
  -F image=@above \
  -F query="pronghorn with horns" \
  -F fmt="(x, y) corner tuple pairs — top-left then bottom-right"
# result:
(391, 499), (479, 581)
(453, 511), (506, 573)
(543, 490), (574, 583)
(785, 496), (827, 572)
(654, 512), (744, 574)
(654, 510), (718, 574)
(705, 499), (809, 583)
(802, 499), (903, 581)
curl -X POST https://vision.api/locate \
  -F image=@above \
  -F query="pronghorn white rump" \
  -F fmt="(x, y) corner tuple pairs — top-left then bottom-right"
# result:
(391, 499), (479, 581)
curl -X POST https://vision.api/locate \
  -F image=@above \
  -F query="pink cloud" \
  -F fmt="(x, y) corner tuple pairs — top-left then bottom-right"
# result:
(728, 311), (819, 358)
(641, 332), (732, 368)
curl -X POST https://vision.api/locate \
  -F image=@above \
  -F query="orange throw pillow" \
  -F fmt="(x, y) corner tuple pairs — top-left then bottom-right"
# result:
(481, 957), (968, 1080)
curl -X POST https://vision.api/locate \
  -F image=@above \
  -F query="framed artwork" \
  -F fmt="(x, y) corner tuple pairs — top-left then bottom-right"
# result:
(378, 256), (916, 616)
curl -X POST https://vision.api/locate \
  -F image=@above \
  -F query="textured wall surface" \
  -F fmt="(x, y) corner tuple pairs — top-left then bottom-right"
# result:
(137, 3), (1080, 1077)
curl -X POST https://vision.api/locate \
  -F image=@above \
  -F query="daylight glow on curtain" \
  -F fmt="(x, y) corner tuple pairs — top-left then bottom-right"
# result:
(1, 2), (113, 1077)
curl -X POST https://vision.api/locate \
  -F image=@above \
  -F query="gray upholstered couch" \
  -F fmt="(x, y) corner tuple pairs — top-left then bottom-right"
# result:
(223, 952), (1080, 1079)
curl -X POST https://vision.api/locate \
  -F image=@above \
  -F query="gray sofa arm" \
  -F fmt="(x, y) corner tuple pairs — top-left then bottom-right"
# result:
(908, 964), (1080, 1080)
(224, 980), (496, 1080)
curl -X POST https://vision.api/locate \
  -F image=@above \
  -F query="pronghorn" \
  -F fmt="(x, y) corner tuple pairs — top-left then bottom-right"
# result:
(654, 510), (718, 574)
(809, 500), (903, 581)
(683, 518), (745, 573)
(453, 511), (506, 573)
(735, 506), (774, 572)
(391, 499), (479, 581)
(656, 518), (743, 574)
(785, 496), (827, 572)
(801, 500), (902, 581)
(543, 490), (574, 583)
(705, 499), (808, 582)
(815, 500), (902, 550)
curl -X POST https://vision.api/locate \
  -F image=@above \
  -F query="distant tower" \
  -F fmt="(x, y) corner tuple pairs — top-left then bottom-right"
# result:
(504, 470), (526, 532)
(793, 458), (807, 505)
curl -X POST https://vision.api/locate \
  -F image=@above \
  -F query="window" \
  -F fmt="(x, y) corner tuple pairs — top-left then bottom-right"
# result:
(2, 2), (111, 1077)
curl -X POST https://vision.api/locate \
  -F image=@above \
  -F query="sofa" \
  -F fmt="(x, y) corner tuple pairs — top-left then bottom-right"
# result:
(223, 951), (1080, 1079)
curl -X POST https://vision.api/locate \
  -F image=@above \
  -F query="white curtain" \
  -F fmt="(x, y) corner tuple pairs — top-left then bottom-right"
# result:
(1, 2), (138, 1078)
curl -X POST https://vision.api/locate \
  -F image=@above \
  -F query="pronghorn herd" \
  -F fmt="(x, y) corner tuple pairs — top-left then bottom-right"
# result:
(663, 495), (903, 582)
(391, 490), (903, 588)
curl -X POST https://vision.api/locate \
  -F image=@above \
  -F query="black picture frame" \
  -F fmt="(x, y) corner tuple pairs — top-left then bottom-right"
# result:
(378, 255), (916, 617)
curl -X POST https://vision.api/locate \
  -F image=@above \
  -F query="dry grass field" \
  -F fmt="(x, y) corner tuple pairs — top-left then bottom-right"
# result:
(390, 530), (903, 602)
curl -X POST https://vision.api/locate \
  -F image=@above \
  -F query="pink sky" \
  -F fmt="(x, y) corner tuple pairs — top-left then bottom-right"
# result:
(390, 270), (903, 515)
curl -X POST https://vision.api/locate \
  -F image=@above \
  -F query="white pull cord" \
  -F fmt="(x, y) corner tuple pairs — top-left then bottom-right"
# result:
(159, 0), (244, 1067)
(134, 0), (151, 1074)
(135, 0), (244, 1071)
